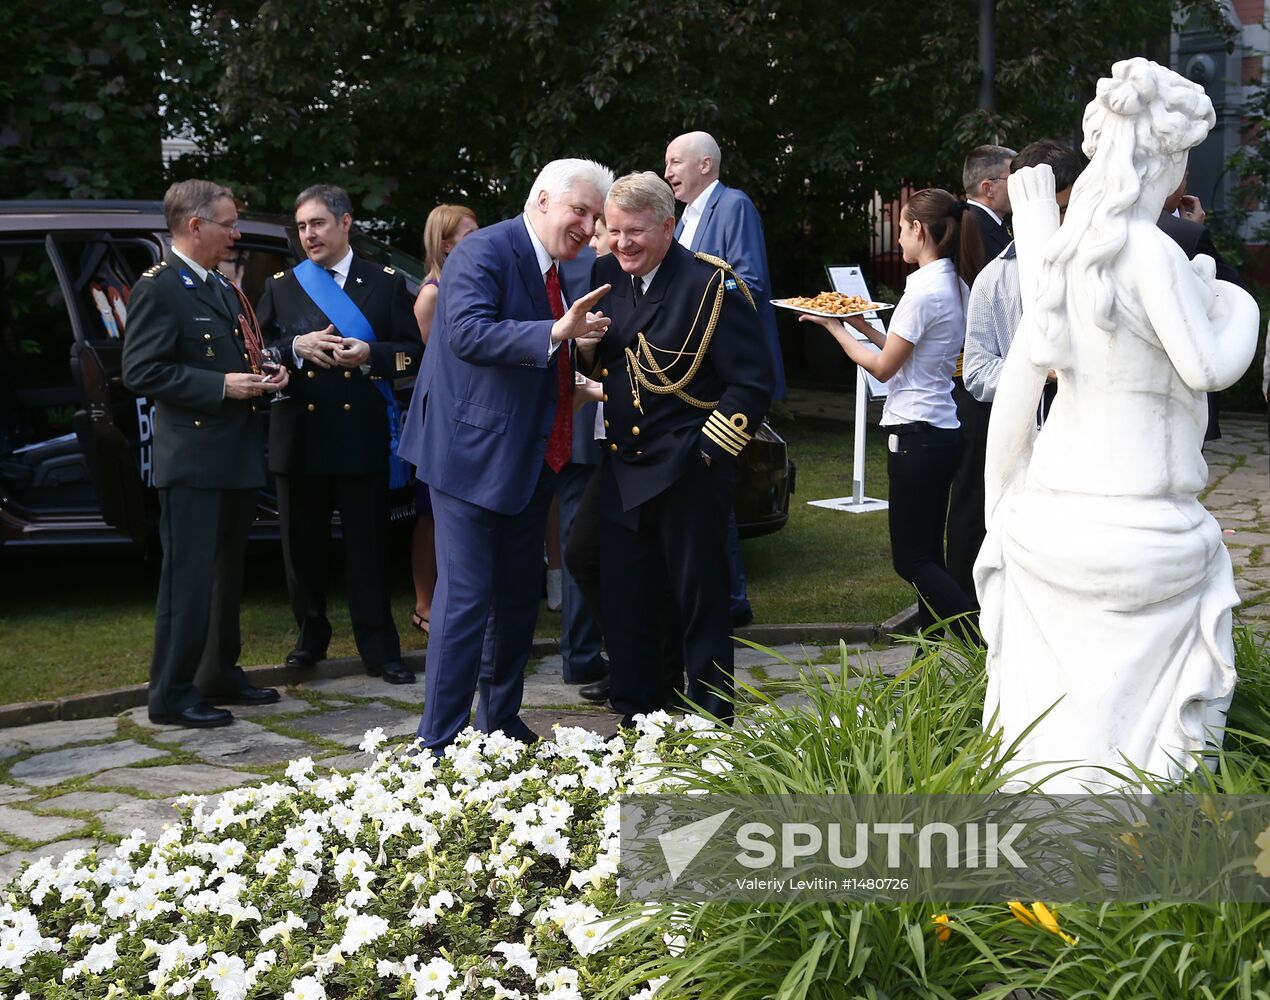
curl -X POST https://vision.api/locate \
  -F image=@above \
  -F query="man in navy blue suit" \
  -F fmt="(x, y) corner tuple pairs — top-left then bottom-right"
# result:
(411, 158), (614, 751)
(664, 131), (785, 400)
(664, 130), (780, 627)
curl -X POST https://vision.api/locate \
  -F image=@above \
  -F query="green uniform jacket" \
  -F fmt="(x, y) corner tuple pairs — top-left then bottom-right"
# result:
(120, 251), (267, 490)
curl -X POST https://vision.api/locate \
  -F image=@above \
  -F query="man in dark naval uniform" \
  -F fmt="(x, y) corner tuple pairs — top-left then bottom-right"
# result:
(593, 171), (773, 728)
(257, 184), (422, 685)
(122, 179), (287, 728)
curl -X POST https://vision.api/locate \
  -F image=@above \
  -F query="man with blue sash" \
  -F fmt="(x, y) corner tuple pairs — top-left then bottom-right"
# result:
(257, 185), (421, 685)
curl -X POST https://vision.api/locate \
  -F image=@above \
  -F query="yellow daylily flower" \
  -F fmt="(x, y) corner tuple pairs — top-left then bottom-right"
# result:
(1255, 826), (1270, 879)
(1007, 901), (1078, 946)
(931, 913), (951, 943)
(1199, 795), (1234, 826)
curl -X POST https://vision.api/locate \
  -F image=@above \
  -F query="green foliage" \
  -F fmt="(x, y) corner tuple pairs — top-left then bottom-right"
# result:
(602, 630), (1270, 999)
(4, 0), (1234, 307)
(0, 0), (181, 199)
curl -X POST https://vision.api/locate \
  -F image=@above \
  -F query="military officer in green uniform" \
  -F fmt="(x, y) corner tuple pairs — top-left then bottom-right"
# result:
(257, 185), (422, 685)
(122, 179), (287, 728)
(592, 172), (773, 728)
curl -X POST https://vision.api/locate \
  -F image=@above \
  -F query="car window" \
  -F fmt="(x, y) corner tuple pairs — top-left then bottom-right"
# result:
(0, 241), (79, 448)
(349, 230), (424, 284)
(45, 234), (158, 344)
(217, 243), (294, 309)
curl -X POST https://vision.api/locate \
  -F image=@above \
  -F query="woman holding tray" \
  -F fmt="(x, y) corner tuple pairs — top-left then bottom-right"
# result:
(800, 190), (982, 637)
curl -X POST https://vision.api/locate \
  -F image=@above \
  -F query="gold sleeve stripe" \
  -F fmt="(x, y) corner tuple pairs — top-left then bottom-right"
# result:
(703, 422), (744, 456)
(706, 421), (749, 451)
(706, 411), (752, 445)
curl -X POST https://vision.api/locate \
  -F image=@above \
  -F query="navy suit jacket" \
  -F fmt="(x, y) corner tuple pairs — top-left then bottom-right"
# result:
(411, 216), (571, 515)
(677, 182), (787, 399)
(596, 243), (773, 512)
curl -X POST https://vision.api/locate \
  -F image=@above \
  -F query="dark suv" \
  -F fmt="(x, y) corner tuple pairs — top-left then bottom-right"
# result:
(0, 200), (791, 556)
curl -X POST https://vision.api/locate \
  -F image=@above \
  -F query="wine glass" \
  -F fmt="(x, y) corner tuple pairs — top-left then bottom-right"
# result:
(260, 346), (289, 403)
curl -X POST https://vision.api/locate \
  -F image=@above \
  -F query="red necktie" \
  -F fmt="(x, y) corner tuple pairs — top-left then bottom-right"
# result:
(544, 264), (572, 472)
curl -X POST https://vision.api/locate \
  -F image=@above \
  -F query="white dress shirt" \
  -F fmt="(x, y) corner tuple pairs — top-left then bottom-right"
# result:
(326, 246), (353, 289)
(676, 179), (719, 249)
(882, 257), (966, 429)
(968, 199), (1003, 227)
(523, 214), (564, 360)
(171, 246), (210, 282)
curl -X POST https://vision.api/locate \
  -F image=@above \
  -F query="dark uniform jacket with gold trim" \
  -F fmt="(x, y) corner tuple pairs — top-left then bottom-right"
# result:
(593, 241), (773, 512)
(121, 251), (266, 490)
(258, 254), (421, 477)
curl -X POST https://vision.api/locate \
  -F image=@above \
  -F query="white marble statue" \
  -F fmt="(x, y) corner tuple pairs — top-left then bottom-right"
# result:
(977, 58), (1260, 792)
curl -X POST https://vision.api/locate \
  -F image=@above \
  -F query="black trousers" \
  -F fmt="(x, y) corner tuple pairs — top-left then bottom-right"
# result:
(566, 465), (684, 696)
(945, 378), (990, 603)
(151, 486), (255, 714)
(276, 470), (400, 669)
(600, 455), (733, 726)
(885, 423), (978, 636)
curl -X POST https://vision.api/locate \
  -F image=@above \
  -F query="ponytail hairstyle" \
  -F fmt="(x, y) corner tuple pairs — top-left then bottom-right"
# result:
(902, 188), (984, 286)
(422, 204), (478, 282)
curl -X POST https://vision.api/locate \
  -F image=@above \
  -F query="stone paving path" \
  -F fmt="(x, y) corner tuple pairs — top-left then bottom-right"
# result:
(1200, 416), (1270, 620)
(0, 642), (915, 880)
(0, 414), (1264, 881)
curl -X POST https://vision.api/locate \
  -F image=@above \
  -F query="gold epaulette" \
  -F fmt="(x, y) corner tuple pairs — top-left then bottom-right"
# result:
(693, 251), (755, 309)
(703, 411), (753, 457)
(383, 265), (396, 275)
(142, 262), (167, 278)
(273, 270), (285, 279)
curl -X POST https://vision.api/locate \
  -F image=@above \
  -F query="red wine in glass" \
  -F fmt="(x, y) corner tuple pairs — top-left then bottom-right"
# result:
(260, 346), (289, 402)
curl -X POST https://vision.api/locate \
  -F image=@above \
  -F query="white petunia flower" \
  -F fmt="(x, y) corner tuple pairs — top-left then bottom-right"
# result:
(412, 955), (456, 997)
(492, 940), (537, 977)
(284, 975), (327, 1000)
(202, 952), (248, 1000)
(338, 913), (389, 955)
(359, 727), (387, 752)
(628, 975), (671, 999)
(260, 912), (307, 945)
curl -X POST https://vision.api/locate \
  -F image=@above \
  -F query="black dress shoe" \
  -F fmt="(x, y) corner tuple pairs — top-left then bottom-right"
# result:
(501, 718), (542, 745)
(212, 684), (281, 707)
(149, 703), (233, 729)
(284, 648), (325, 668)
(578, 677), (610, 703)
(367, 660), (416, 685)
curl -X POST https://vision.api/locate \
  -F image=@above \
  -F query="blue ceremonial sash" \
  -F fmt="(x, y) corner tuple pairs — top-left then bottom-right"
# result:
(293, 259), (409, 488)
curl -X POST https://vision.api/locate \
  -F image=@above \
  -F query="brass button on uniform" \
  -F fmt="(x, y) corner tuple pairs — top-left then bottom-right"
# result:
(602, 393), (609, 402)
(203, 333), (211, 340)
(243, 353), (250, 361)
(601, 368), (608, 377)
(610, 443), (618, 452)
(635, 450), (642, 456)
(343, 403), (351, 411)
(307, 370), (315, 379)
(344, 370), (351, 379)
(631, 426), (640, 436)
(306, 403), (316, 412)
(603, 419), (609, 428)
(193, 419), (202, 428)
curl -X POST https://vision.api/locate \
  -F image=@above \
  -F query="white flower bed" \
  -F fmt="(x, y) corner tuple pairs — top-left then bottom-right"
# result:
(0, 716), (705, 999)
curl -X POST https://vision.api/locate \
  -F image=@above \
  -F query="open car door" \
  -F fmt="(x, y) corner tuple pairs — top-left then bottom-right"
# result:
(44, 232), (160, 556)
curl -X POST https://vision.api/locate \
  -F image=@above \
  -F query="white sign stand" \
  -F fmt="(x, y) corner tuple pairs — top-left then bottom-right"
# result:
(806, 265), (889, 514)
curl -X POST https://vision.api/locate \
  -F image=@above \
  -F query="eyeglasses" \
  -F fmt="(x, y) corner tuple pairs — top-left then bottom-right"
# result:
(198, 216), (241, 233)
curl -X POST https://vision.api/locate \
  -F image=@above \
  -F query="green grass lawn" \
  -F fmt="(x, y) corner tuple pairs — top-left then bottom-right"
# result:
(0, 412), (910, 705)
